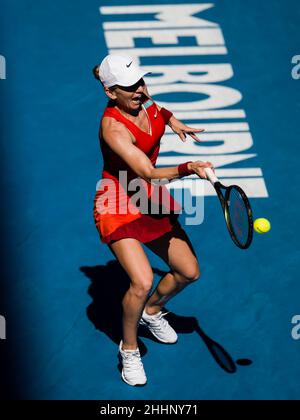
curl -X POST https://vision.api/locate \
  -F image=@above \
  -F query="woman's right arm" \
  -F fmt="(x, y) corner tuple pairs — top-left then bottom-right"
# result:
(102, 117), (213, 182)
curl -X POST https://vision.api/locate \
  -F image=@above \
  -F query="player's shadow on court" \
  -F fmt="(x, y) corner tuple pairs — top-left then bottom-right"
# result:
(80, 261), (252, 373)
(81, 261), (149, 356)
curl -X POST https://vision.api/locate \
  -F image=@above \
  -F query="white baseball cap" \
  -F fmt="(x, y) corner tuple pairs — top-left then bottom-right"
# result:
(99, 55), (150, 88)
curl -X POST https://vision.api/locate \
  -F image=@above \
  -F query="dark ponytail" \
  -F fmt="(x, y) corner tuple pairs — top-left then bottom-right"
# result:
(93, 64), (101, 81)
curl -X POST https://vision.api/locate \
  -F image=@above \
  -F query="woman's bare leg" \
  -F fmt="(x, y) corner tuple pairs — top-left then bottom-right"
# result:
(109, 238), (153, 350)
(144, 224), (200, 315)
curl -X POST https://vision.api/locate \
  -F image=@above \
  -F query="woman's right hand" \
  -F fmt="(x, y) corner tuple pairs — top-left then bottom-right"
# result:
(188, 161), (214, 179)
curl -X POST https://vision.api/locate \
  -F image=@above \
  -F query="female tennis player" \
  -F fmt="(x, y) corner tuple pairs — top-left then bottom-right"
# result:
(93, 55), (213, 386)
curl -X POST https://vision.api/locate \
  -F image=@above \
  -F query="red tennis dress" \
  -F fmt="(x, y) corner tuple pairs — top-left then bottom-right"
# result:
(93, 98), (181, 244)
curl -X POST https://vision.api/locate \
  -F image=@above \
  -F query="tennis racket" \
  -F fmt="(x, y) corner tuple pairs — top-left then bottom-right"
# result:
(204, 168), (253, 249)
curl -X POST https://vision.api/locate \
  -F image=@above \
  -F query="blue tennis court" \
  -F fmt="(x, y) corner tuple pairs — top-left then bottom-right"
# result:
(0, 0), (300, 400)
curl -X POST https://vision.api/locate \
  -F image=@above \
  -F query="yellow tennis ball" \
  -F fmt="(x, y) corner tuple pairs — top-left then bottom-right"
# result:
(254, 218), (271, 234)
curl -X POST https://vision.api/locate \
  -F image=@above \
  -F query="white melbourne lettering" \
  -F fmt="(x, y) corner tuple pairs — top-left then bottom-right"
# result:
(99, 3), (268, 198)
(100, 4), (217, 30)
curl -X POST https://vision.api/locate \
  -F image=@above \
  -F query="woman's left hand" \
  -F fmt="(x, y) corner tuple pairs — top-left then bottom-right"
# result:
(168, 116), (204, 143)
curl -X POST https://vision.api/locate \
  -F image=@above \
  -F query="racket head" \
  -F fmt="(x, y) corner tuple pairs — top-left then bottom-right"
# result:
(224, 185), (253, 249)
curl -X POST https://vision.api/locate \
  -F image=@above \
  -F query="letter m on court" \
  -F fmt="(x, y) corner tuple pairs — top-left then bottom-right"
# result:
(0, 315), (6, 339)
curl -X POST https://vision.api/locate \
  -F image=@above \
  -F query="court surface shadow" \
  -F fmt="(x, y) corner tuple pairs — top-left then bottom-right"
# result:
(80, 261), (252, 373)
(81, 260), (154, 357)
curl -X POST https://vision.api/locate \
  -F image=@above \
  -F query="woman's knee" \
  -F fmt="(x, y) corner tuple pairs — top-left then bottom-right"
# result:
(130, 273), (154, 299)
(176, 263), (201, 284)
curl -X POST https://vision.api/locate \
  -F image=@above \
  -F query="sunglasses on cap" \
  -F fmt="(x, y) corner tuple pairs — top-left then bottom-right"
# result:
(115, 78), (145, 92)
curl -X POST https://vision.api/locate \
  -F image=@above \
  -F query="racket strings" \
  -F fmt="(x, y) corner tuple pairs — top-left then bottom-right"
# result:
(227, 188), (250, 246)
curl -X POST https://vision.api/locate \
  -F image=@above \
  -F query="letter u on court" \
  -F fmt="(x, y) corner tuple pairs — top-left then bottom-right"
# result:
(0, 315), (6, 339)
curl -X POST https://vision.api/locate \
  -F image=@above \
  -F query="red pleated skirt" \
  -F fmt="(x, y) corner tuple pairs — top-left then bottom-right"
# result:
(100, 212), (179, 244)
(94, 174), (181, 245)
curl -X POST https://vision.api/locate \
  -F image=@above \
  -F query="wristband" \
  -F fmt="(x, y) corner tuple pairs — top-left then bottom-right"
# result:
(160, 107), (173, 124)
(178, 161), (194, 178)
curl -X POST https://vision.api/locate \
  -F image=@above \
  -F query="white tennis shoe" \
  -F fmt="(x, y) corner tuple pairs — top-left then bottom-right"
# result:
(118, 341), (147, 386)
(139, 309), (178, 344)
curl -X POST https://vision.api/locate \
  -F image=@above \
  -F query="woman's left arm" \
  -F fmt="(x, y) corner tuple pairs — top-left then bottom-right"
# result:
(143, 86), (204, 143)
(167, 115), (204, 143)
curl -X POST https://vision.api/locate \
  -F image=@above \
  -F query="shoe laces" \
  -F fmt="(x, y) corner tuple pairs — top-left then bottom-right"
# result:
(122, 350), (143, 373)
(148, 311), (170, 331)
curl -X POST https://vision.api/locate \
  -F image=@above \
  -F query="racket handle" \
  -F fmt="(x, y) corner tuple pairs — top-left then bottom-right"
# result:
(204, 167), (219, 185)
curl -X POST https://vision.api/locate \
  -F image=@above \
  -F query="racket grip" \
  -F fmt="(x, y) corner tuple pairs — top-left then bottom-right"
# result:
(204, 167), (219, 185)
